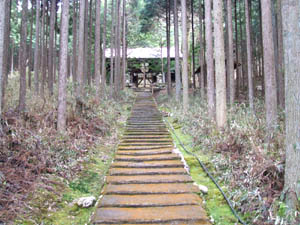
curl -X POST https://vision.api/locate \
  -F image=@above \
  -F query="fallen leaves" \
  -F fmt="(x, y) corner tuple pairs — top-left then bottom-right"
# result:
(0, 85), (134, 223)
(158, 94), (286, 224)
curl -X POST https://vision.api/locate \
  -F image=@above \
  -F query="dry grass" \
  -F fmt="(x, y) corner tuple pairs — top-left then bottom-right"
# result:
(157, 92), (290, 224)
(0, 74), (134, 223)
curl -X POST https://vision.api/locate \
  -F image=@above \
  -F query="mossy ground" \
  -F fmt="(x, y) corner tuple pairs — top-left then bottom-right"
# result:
(11, 92), (134, 225)
(14, 143), (115, 225)
(165, 116), (240, 225)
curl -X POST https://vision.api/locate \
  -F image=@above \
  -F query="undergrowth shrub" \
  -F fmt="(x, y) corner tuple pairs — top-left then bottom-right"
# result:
(158, 93), (288, 225)
(0, 73), (134, 222)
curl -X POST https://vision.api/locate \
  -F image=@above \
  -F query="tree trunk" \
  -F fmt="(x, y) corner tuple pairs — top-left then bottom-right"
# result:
(76, 0), (86, 113)
(234, 0), (240, 99)
(28, 4), (34, 90)
(44, 1), (49, 95)
(72, 1), (78, 83)
(282, 0), (300, 215)
(0, 0), (6, 125)
(261, 0), (277, 131)
(277, 0), (284, 109)
(271, 0), (279, 108)
(198, 0), (205, 99)
(101, 0), (107, 92)
(40, 0), (46, 97)
(224, 1), (229, 101)
(245, 0), (254, 110)
(205, 0), (215, 119)
(121, 0), (126, 89)
(166, 0), (171, 95)
(95, 0), (101, 97)
(54, 23), (58, 83)
(10, 40), (13, 75)
(18, 0), (28, 112)
(34, 0), (40, 95)
(191, 0), (195, 90)
(213, 0), (226, 128)
(57, 0), (70, 132)
(48, 0), (56, 95)
(181, 0), (189, 111)
(240, 0), (246, 91)
(83, 0), (89, 85)
(174, 0), (181, 101)
(259, 0), (265, 98)
(227, 0), (234, 106)
(87, 0), (93, 85)
(110, 0), (115, 93)
(114, 0), (121, 96)
(1, 0), (11, 107)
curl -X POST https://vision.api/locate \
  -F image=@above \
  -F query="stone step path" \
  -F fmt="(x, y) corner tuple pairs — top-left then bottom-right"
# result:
(92, 92), (210, 225)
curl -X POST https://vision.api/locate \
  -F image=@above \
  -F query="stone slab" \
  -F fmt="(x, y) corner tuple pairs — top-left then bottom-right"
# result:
(116, 149), (173, 156)
(109, 168), (187, 176)
(106, 174), (193, 184)
(111, 160), (184, 168)
(92, 205), (209, 224)
(115, 154), (180, 162)
(99, 194), (202, 207)
(118, 146), (173, 151)
(119, 143), (172, 147)
(124, 132), (170, 136)
(122, 135), (171, 139)
(121, 138), (173, 143)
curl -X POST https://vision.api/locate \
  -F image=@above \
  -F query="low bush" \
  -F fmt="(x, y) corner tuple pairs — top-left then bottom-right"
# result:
(157, 93), (288, 225)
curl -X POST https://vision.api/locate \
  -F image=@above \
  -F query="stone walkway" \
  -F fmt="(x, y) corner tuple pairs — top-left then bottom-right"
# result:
(92, 92), (210, 224)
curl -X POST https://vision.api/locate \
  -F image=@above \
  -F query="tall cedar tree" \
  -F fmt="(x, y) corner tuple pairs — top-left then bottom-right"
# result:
(213, 0), (226, 128)
(166, 0), (171, 95)
(239, 0), (245, 92)
(234, 0), (240, 99)
(72, 0), (78, 83)
(191, 0), (195, 89)
(40, 0), (46, 97)
(76, 0), (86, 113)
(282, 0), (300, 214)
(227, 0), (234, 105)
(110, 0), (115, 93)
(245, 0), (254, 110)
(57, 0), (70, 131)
(1, 0), (11, 105)
(261, 0), (277, 131)
(181, 0), (189, 110)
(95, 0), (101, 97)
(18, 0), (28, 112)
(83, 0), (89, 85)
(205, 0), (215, 118)
(121, 0), (126, 89)
(28, 4), (34, 89)
(101, 0), (108, 91)
(48, 0), (56, 95)
(174, 0), (181, 100)
(0, 0), (6, 128)
(34, 0), (40, 94)
(277, 0), (284, 109)
(114, 0), (121, 96)
(258, 0), (264, 96)
(87, 0), (93, 85)
(198, 0), (205, 99)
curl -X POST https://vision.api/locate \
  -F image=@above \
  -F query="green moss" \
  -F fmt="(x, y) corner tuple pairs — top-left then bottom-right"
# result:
(15, 144), (115, 225)
(166, 117), (240, 225)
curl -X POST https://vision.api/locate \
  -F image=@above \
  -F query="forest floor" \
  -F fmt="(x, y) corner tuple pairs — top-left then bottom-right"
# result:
(0, 81), (296, 224)
(156, 90), (290, 225)
(0, 74), (135, 224)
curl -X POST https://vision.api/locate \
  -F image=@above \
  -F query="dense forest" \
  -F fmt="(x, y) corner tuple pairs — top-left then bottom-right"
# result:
(0, 0), (299, 224)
